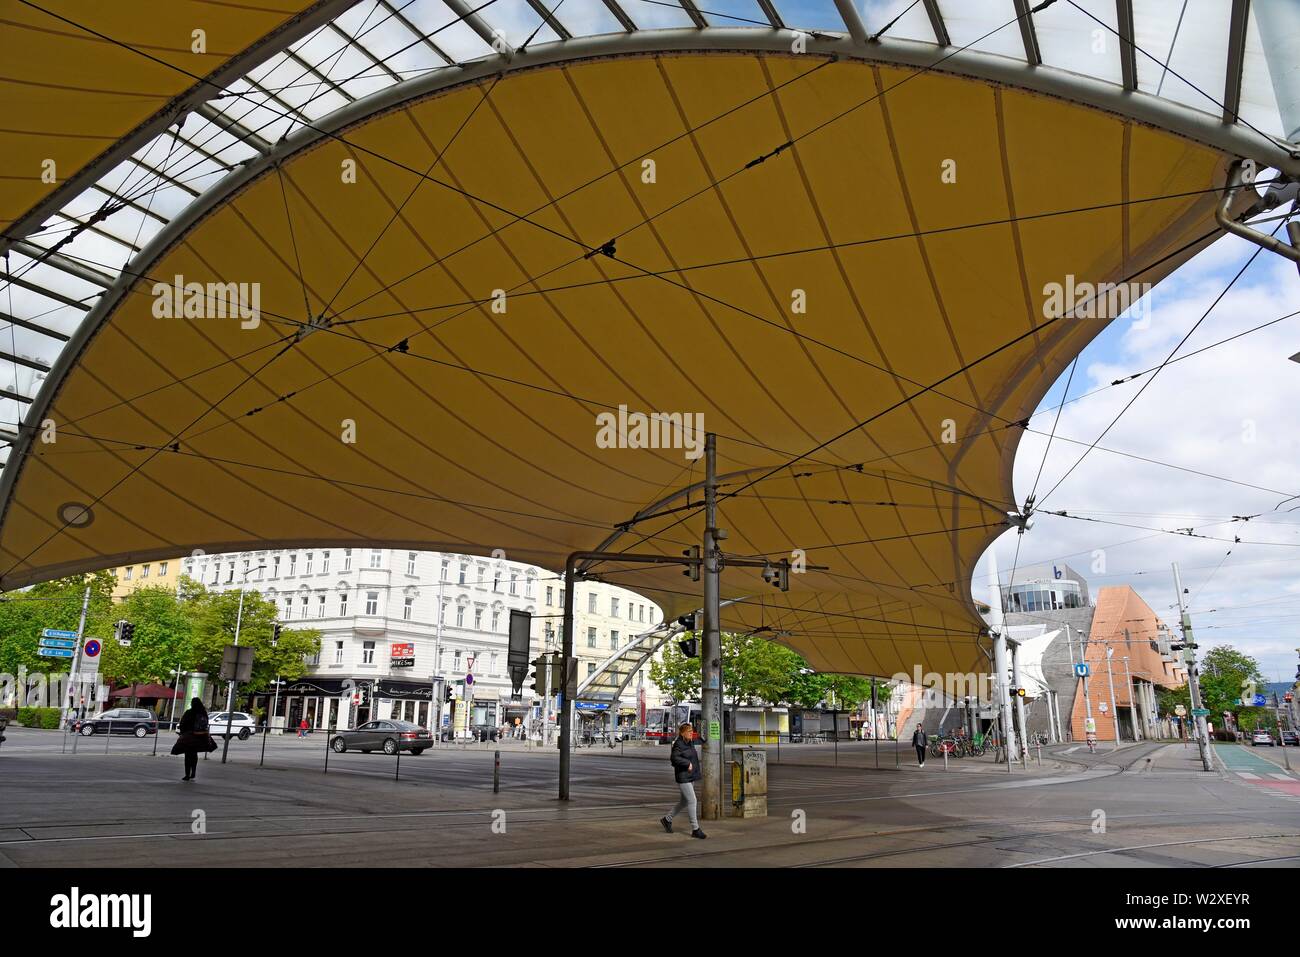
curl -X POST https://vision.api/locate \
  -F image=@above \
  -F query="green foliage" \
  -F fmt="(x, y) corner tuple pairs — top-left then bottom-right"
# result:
(16, 706), (60, 728)
(0, 574), (320, 703)
(1157, 644), (1267, 723)
(649, 631), (893, 709)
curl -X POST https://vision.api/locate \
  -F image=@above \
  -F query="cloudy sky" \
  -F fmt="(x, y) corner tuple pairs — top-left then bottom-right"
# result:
(985, 228), (1300, 684)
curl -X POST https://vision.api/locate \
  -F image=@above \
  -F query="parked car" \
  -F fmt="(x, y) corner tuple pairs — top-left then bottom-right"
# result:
(1280, 729), (1298, 747)
(78, 708), (157, 737)
(329, 719), (432, 755)
(209, 712), (257, 740)
(1250, 729), (1274, 747)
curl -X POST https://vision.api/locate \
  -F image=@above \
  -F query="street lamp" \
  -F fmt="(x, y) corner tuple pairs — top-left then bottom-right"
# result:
(220, 564), (265, 763)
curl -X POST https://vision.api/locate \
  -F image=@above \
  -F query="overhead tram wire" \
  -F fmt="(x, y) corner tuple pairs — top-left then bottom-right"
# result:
(610, 225), (1224, 557)
(1034, 221), (1285, 509)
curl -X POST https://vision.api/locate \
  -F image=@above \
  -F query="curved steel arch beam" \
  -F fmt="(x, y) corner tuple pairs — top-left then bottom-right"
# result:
(0, 0), (365, 250)
(4, 26), (1294, 565)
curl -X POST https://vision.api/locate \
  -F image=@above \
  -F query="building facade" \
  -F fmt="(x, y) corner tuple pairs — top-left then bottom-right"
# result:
(192, 547), (665, 736)
(108, 556), (185, 600)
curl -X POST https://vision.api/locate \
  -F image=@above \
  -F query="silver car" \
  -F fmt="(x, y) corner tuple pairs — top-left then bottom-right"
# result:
(329, 719), (432, 755)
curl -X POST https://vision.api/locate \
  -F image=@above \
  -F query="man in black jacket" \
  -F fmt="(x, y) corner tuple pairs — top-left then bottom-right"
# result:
(660, 723), (707, 839)
(911, 723), (928, 767)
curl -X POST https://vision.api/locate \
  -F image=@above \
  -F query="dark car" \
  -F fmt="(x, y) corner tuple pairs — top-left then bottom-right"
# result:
(78, 708), (158, 737)
(329, 719), (432, 755)
(1281, 729), (1299, 747)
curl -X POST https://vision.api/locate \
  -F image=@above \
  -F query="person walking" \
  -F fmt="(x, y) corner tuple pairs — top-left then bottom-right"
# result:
(172, 697), (212, 781)
(912, 722), (927, 768)
(660, 723), (707, 839)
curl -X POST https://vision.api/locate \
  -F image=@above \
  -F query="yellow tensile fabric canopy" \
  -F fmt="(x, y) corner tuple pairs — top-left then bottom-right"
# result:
(0, 52), (1230, 678)
(0, 0), (328, 230)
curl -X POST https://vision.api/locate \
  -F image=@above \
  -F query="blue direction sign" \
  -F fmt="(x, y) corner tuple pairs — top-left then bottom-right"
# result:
(1073, 663), (1091, 677)
(42, 628), (77, 639)
(38, 647), (74, 658)
(39, 637), (77, 649)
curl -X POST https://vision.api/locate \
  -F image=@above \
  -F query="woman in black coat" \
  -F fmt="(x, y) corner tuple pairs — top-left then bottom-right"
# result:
(172, 698), (212, 781)
(659, 723), (706, 839)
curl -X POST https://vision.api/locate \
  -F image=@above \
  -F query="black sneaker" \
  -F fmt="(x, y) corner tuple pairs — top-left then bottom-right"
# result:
(691, 829), (707, 839)
(660, 816), (673, 833)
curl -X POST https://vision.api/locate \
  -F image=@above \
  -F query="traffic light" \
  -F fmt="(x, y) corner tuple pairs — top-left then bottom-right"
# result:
(444, 685), (454, 703)
(1009, 687), (1026, 699)
(677, 637), (699, 658)
(530, 656), (550, 697)
(682, 545), (700, 582)
(115, 620), (135, 645)
(272, 623), (282, 645)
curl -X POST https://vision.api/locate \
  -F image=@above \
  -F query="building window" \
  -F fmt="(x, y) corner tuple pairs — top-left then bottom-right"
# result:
(546, 586), (553, 606)
(141, 564), (150, 578)
(610, 597), (619, 617)
(588, 593), (596, 613)
(369, 549), (382, 569)
(441, 559), (449, 581)
(322, 550), (330, 574)
(525, 575), (535, 599)
(474, 607), (484, 630)
(454, 649), (462, 671)
(639, 606), (646, 623)
(459, 563), (467, 585)
(456, 605), (465, 628)
(440, 601), (447, 624)
(317, 594), (326, 618)
(493, 570), (501, 592)
(300, 596), (309, 619)
(403, 596), (414, 621)
(587, 627), (597, 648)
(490, 651), (499, 675)
(545, 621), (554, 641)
(365, 591), (379, 616)
(283, 598), (292, 618)
(226, 563), (235, 583)
(509, 572), (518, 595)
(283, 554), (293, 577)
(491, 610), (500, 631)
(124, 566), (133, 580)
(611, 630), (619, 648)
(184, 561), (193, 577)
(362, 641), (375, 665)
(256, 564), (264, 581)
(334, 640), (344, 664)
(587, 662), (596, 677)
(407, 552), (417, 575)
(305, 552), (313, 575)
(272, 555), (280, 578)
(339, 592), (348, 616)
(343, 549), (352, 572)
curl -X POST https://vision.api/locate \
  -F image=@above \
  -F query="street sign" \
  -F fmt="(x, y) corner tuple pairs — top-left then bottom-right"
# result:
(1192, 708), (1210, 717)
(1099, 701), (1108, 713)
(39, 637), (76, 649)
(465, 673), (475, 686)
(38, 647), (74, 658)
(41, 628), (77, 639)
(1073, 663), (1090, 677)
(83, 639), (101, 657)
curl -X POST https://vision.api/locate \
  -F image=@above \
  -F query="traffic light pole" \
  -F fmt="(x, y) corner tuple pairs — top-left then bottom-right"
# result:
(701, 432), (723, 821)
(1010, 638), (1028, 762)
(1173, 562), (1213, 772)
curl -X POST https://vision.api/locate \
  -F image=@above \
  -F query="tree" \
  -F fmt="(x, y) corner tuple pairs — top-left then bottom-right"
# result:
(100, 584), (195, 693)
(185, 580), (320, 697)
(0, 571), (115, 678)
(1158, 644), (1267, 728)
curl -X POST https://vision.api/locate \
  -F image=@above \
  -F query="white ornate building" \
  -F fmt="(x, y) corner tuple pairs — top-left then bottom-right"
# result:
(188, 547), (665, 734)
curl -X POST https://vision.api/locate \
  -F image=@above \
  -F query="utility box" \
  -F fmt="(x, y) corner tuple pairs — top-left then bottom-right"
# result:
(729, 747), (767, 818)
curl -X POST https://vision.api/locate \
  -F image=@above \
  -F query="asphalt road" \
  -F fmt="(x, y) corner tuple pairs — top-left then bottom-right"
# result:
(2, 729), (1298, 867)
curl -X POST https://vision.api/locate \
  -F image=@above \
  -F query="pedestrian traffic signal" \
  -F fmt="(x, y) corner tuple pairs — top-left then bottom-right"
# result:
(678, 637), (699, 658)
(530, 656), (549, 697)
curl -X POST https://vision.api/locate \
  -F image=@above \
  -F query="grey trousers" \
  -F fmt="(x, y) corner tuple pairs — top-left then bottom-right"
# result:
(667, 781), (699, 830)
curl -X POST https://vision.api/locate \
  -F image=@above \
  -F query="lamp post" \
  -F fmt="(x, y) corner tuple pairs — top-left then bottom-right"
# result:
(220, 564), (265, 764)
(1105, 647), (1122, 750)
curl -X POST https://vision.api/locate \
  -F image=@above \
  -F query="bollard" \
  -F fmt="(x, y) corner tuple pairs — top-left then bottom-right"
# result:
(259, 722), (269, 768)
(1036, 743), (1042, 767)
(105, 720), (112, 754)
(394, 738), (401, 781)
(943, 745), (948, 772)
(493, 750), (500, 794)
(152, 722), (159, 756)
(323, 725), (331, 774)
